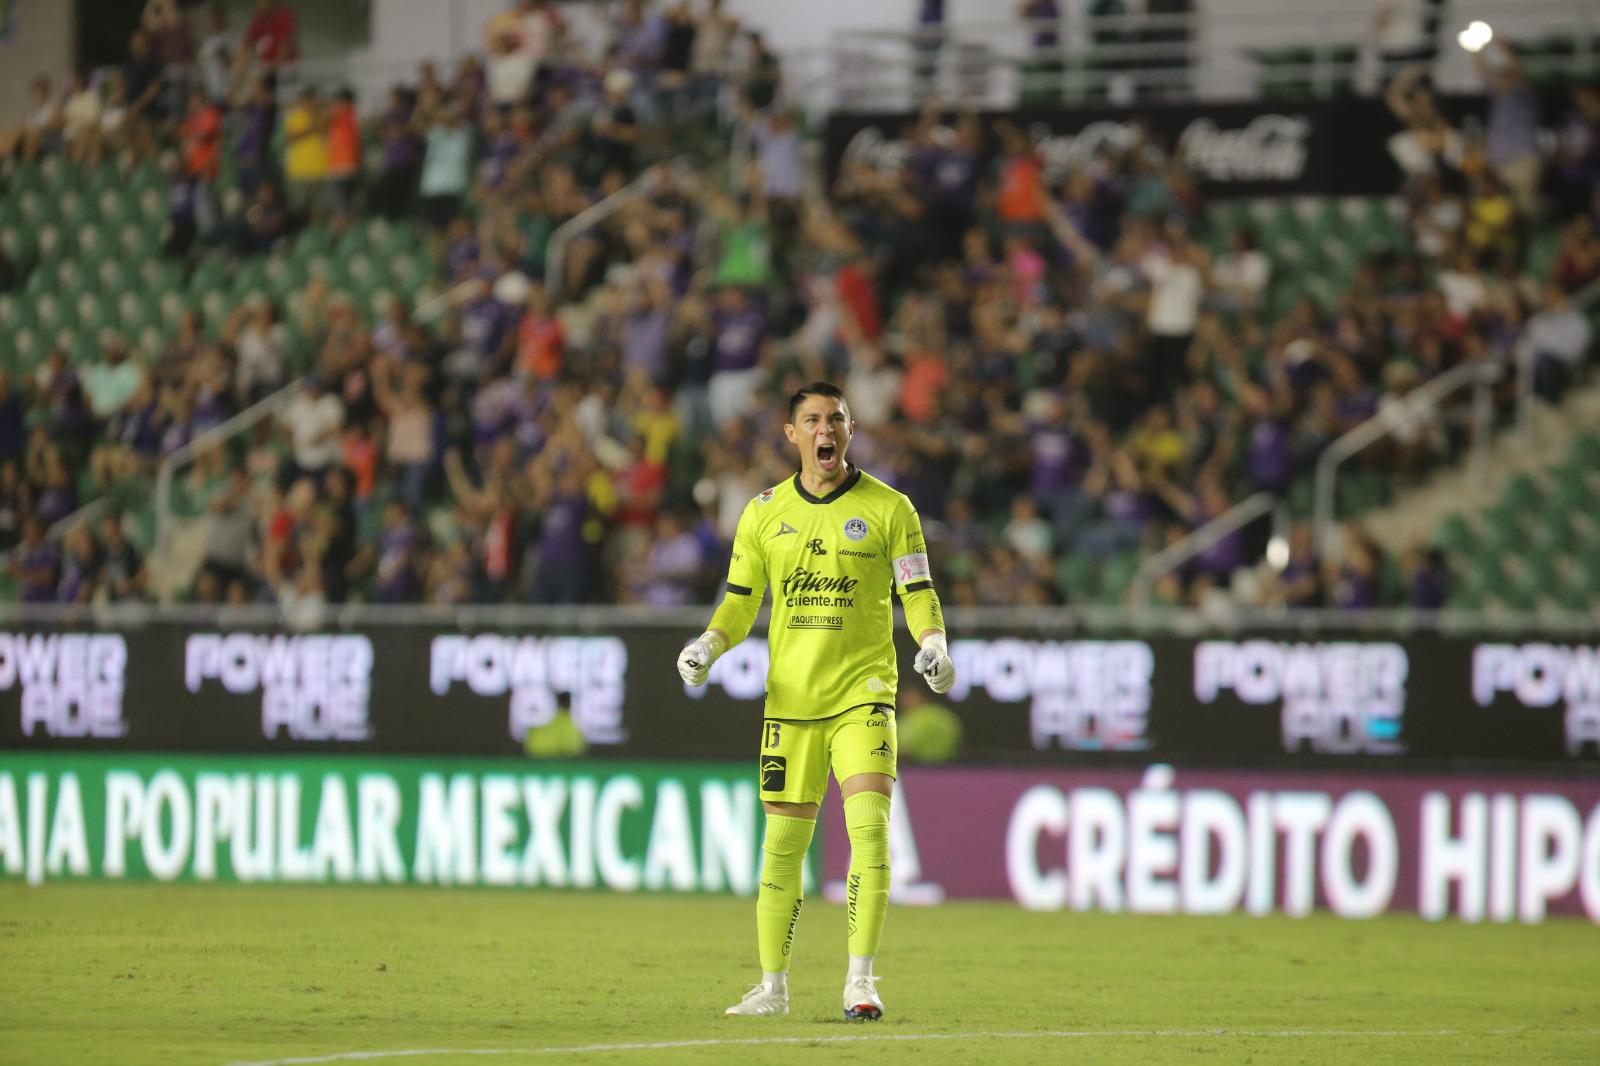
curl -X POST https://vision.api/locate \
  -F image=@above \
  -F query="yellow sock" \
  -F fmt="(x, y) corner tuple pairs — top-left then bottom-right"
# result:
(755, 814), (814, 974)
(843, 791), (891, 958)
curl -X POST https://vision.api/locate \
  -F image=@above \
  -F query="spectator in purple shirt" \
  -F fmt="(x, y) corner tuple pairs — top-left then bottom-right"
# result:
(56, 524), (101, 604)
(1327, 529), (1381, 610)
(234, 76), (277, 196)
(529, 465), (589, 603)
(11, 516), (60, 604)
(707, 286), (767, 427)
(370, 499), (422, 602)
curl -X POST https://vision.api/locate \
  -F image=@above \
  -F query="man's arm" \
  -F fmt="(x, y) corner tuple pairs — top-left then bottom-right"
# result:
(891, 497), (954, 694)
(678, 497), (768, 685)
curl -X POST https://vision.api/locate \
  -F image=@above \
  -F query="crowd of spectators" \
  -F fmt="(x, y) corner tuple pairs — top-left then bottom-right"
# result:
(1, 0), (1598, 616)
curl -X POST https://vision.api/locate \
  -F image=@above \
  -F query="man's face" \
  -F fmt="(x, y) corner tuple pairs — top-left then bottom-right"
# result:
(785, 394), (853, 481)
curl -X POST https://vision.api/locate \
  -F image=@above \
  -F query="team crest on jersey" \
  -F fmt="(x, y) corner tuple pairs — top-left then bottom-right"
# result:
(843, 517), (869, 541)
(756, 488), (775, 504)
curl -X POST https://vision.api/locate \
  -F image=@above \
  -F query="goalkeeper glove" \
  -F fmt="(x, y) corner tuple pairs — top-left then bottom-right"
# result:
(677, 630), (727, 687)
(912, 632), (955, 694)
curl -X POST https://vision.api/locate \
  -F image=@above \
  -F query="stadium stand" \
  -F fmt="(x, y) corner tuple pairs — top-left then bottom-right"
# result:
(0, 1), (1596, 619)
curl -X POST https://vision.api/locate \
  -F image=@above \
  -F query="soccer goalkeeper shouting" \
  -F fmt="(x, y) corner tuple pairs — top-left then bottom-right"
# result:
(676, 381), (954, 1020)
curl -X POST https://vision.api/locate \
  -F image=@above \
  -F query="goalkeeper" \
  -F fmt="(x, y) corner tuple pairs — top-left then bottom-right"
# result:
(676, 381), (954, 1021)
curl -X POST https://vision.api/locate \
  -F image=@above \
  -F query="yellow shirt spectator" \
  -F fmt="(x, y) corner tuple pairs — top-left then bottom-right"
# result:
(283, 99), (329, 182)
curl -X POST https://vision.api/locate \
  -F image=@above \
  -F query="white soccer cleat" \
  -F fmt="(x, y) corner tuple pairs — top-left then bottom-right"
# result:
(725, 983), (789, 1017)
(842, 974), (883, 1021)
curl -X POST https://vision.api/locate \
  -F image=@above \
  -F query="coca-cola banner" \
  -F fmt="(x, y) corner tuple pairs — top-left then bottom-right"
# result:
(823, 96), (1487, 199)
(819, 766), (1600, 922)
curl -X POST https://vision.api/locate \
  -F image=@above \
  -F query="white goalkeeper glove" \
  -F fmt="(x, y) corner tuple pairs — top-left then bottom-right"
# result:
(912, 632), (955, 695)
(677, 630), (727, 687)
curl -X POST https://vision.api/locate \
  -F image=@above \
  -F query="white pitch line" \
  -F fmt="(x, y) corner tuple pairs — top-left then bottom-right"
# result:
(222, 1027), (1600, 1066)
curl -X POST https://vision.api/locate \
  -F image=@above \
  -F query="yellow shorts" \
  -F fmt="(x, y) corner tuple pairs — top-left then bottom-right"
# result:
(758, 704), (898, 805)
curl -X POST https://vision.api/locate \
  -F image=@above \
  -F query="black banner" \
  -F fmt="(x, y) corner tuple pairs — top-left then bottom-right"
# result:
(824, 96), (1490, 199)
(0, 624), (1596, 772)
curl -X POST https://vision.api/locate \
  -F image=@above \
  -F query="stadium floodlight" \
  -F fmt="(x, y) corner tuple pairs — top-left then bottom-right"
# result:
(1457, 20), (1493, 53)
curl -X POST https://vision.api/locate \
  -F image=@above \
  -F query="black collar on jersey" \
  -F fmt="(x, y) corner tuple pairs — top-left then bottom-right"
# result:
(792, 464), (861, 505)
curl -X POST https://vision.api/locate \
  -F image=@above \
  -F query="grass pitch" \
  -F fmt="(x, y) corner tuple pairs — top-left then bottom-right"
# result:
(1, 884), (1597, 1065)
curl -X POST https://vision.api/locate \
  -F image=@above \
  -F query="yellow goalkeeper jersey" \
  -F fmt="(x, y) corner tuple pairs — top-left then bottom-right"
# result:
(716, 466), (945, 720)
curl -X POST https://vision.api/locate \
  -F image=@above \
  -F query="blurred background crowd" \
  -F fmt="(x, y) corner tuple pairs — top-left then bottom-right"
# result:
(0, 0), (1597, 619)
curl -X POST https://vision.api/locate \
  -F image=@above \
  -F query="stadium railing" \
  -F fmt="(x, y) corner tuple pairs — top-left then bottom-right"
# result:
(1516, 274), (1600, 440)
(152, 378), (303, 575)
(1313, 359), (1502, 556)
(545, 156), (698, 305)
(826, 0), (1600, 110)
(1128, 492), (1287, 609)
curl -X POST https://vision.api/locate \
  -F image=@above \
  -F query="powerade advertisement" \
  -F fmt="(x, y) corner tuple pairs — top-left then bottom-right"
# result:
(1, 626), (1597, 770)
(2, 755), (1597, 925)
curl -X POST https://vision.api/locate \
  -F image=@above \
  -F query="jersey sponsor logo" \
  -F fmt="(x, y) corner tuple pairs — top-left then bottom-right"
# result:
(773, 522), (799, 538)
(893, 552), (932, 586)
(756, 488), (775, 504)
(871, 740), (893, 757)
(805, 538), (828, 556)
(761, 755), (787, 791)
(781, 566), (860, 609)
(843, 517), (869, 541)
(787, 614), (844, 630)
(838, 548), (877, 559)
(868, 704), (891, 716)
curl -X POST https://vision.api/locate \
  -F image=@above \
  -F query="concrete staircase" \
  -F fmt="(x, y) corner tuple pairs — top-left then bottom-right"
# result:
(1361, 377), (1600, 554)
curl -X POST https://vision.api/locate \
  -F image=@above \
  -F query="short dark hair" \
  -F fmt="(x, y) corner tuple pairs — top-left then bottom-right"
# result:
(788, 381), (848, 421)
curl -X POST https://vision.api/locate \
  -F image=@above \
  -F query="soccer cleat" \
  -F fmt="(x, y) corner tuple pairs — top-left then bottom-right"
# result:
(725, 983), (789, 1017)
(842, 974), (883, 1020)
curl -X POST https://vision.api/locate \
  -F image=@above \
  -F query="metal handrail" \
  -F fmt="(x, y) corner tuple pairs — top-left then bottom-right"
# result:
(153, 378), (304, 567)
(1129, 491), (1286, 609)
(1517, 274), (1600, 439)
(546, 159), (692, 304)
(1314, 360), (1503, 555)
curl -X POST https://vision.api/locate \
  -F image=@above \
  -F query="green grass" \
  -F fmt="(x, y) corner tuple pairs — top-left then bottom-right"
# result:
(1, 885), (1597, 1065)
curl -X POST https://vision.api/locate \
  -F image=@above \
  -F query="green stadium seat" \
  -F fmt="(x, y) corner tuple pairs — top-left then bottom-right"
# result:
(117, 223), (158, 261)
(56, 189), (89, 227)
(1434, 514), (1476, 558)
(158, 290), (191, 327)
(34, 224), (72, 264)
(73, 293), (111, 339)
(95, 188), (134, 229)
(0, 293), (31, 334)
(31, 293), (68, 334)
(134, 323), (164, 358)
(96, 259), (128, 294)
(1501, 473), (1543, 513)
(135, 186), (165, 222)
(9, 326), (42, 366)
(115, 291), (152, 334)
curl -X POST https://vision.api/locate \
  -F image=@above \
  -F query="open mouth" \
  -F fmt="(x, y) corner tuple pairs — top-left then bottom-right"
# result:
(817, 443), (838, 471)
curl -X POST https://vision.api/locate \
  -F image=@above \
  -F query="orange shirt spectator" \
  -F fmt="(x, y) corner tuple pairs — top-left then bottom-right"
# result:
(899, 349), (949, 423)
(181, 92), (222, 180)
(516, 291), (564, 379)
(326, 91), (361, 179)
(997, 151), (1044, 224)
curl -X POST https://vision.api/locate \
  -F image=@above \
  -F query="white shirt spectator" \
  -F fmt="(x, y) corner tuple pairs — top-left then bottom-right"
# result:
(1145, 254), (1204, 337)
(236, 321), (288, 396)
(1519, 305), (1594, 369)
(1436, 266), (1489, 318)
(1212, 247), (1270, 309)
(282, 388), (345, 470)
